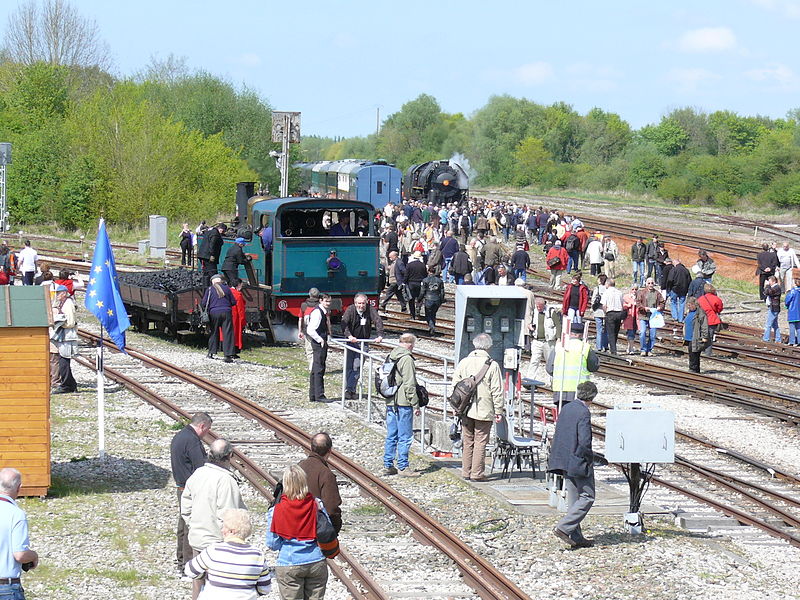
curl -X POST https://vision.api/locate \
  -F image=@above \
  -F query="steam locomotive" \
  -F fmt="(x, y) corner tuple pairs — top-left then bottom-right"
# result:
(403, 160), (469, 205)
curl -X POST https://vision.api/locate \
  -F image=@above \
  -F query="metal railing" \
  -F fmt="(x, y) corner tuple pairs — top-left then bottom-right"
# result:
(327, 337), (454, 453)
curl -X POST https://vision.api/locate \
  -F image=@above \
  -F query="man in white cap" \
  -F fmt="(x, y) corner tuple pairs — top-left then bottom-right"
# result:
(405, 251), (427, 320)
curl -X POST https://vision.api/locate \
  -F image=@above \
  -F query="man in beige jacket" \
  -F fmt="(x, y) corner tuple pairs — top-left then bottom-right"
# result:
(181, 438), (246, 599)
(452, 334), (504, 481)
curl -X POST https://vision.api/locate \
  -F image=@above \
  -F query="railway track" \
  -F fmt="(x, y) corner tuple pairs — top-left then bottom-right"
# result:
(76, 329), (532, 600)
(334, 333), (800, 549)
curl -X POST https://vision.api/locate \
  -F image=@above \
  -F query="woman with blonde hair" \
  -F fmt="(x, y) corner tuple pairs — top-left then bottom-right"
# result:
(266, 465), (330, 600)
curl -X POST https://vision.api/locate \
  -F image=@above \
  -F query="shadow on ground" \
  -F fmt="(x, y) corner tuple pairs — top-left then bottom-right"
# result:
(49, 455), (171, 497)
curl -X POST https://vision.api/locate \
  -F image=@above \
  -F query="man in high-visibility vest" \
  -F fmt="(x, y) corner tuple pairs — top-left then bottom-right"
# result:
(546, 321), (599, 406)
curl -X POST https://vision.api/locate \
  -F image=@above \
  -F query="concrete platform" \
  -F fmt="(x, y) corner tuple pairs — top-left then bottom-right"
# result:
(433, 456), (662, 516)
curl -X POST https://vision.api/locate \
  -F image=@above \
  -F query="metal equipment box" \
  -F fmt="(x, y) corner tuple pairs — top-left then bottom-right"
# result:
(454, 286), (527, 373)
(604, 405), (675, 464)
(149, 215), (167, 258)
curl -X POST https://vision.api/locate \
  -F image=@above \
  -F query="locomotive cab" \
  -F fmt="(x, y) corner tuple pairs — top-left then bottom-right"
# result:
(217, 196), (381, 341)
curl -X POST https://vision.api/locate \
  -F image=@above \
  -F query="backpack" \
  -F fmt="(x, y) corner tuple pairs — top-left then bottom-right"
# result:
(565, 234), (580, 253)
(448, 358), (493, 417)
(375, 356), (399, 398)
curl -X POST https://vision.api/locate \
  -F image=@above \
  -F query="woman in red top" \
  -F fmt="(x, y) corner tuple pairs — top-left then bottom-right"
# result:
(230, 279), (246, 356)
(697, 283), (723, 356)
(561, 273), (589, 323)
(546, 240), (569, 290)
(219, 279), (247, 358)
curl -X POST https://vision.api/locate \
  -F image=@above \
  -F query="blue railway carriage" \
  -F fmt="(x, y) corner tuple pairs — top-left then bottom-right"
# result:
(219, 194), (381, 341)
(295, 159), (401, 208)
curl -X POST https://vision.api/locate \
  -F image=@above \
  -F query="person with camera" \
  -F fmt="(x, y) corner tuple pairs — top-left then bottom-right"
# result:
(452, 334), (503, 482)
(0, 468), (39, 600)
(50, 284), (79, 394)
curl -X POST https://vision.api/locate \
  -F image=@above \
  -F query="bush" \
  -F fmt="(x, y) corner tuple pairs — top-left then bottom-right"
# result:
(656, 176), (696, 203)
(761, 171), (800, 207)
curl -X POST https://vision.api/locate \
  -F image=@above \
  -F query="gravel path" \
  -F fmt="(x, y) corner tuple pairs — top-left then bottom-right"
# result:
(14, 298), (800, 599)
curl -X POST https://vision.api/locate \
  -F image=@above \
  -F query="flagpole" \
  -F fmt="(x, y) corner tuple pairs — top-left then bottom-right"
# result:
(97, 323), (106, 460)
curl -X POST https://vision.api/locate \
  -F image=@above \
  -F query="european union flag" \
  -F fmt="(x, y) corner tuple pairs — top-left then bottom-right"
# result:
(85, 219), (130, 352)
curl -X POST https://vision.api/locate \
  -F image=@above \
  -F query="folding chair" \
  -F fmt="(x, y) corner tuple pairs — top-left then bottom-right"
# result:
(490, 413), (543, 480)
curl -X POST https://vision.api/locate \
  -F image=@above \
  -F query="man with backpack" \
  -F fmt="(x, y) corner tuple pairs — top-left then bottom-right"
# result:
(563, 231), (581, 274)
(419, 266), (445, 334)
(383, 333), (422, 477)
(451, 334), (503, 482)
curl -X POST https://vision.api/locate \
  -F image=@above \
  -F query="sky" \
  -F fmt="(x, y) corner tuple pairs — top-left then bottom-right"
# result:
(1, 0), (799, 139)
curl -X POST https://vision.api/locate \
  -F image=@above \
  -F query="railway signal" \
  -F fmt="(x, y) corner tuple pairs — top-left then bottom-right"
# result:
(271, 111), (301, 197)
(0, 142), (11, 232)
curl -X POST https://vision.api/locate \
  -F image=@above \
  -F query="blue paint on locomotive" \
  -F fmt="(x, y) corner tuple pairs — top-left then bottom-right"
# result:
(218, 197), (379, 301)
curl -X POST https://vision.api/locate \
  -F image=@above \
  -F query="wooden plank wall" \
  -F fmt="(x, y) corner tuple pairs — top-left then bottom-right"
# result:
(0, 327), (51, 496)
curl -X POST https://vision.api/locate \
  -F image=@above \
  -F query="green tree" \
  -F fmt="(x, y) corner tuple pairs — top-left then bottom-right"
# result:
(376, 94), (445, 167)
(513, 136), (554, 186)
(708, 110), (768, 154)
(638, 118), (689, 156)
(471, 95), (546, 184)
(577, 108), (632, 165)
(626, 144), (667, 190)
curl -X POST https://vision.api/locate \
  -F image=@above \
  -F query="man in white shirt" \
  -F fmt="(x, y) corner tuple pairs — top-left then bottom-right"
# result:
(306, 294), (332, 402)
(18, 241), (37, 286)
(777, 242), (800, 291)
(602, 279), (625, 355)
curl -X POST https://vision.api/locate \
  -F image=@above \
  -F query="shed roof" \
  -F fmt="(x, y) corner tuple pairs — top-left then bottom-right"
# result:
(0, 285), (53, 328)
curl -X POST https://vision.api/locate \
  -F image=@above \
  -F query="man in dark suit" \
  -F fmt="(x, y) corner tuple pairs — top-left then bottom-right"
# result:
(547, 381), (604, 548)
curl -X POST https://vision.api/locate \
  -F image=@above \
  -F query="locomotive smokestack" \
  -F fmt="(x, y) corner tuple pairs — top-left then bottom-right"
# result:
(236, 182), (256, 225)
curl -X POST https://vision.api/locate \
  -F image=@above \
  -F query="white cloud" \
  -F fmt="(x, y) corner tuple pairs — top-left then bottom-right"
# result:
(512, 61), (554, 85)
(677, 27), (737, 53)
(745, 63), (800, 88)
(666, 67), (721, 91)
(748, 0), (800, 18)
(234, 53), (262, 67)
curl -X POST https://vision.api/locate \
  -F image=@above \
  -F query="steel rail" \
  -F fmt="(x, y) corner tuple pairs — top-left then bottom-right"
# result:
(71, 350), (385, 600)
(78, 330), (532, 600)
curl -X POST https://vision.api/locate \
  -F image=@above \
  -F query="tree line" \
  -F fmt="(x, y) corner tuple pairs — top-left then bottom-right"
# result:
(303, 93), (800, 210)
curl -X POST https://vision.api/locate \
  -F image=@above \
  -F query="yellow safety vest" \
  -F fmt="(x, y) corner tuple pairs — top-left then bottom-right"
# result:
(552, 338), (591, 392)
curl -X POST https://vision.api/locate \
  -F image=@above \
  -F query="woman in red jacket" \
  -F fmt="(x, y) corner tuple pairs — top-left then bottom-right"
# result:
(562, 273), (589, 324)
(546, 240), (569, 290)
(697, 283), (723, 356)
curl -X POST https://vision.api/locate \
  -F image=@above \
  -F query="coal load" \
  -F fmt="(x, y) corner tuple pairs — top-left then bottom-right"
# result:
(119, 269), (205, 293)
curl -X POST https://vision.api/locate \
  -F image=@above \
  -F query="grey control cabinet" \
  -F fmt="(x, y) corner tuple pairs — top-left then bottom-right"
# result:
(604, 404), (675, 464)
(454, 286), (528, 375)
(149, 215), (167, 258)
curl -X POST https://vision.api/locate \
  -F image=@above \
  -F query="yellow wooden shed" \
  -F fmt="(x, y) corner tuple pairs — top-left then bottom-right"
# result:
(0, 285), (52, 496)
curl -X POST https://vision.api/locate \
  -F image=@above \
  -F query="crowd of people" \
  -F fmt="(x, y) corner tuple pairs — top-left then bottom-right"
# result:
(171, 414), (341, 599)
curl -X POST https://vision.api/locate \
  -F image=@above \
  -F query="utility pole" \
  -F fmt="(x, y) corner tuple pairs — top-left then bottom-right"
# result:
(0, 143), (11, 232)
(376, 106), (380, 136)
(271, 111), (301, 198)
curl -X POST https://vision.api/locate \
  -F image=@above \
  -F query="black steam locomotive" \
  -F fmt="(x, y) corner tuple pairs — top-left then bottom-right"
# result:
(403, 160), (469, 205)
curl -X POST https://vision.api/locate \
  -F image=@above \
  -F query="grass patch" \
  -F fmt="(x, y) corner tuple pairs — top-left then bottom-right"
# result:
(713, 273), (759, 296)
(352, 503), (385, 516)
(48, 475), (111, 497)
